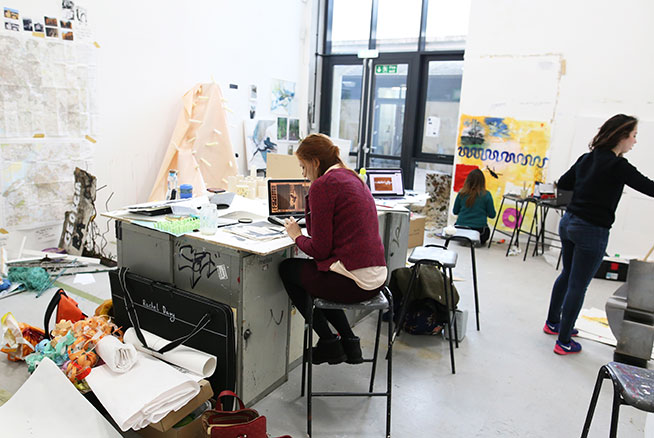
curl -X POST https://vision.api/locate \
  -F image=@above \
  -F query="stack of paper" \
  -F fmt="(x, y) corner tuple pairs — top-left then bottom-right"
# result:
(86, 352), (201, 431)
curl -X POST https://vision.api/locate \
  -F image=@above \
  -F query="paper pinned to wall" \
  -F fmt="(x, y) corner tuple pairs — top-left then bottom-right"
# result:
(426, 116), (441, 137)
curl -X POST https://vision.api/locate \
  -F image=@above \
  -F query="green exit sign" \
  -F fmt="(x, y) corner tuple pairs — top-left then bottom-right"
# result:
(375, 64), (397, 74)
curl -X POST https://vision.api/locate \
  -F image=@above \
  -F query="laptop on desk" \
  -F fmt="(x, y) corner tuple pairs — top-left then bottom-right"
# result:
(365, 168), (405, 199)
(267, 179), (310, 226)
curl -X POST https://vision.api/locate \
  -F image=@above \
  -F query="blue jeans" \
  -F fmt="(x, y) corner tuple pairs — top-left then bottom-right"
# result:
(547, 212), (609, 343)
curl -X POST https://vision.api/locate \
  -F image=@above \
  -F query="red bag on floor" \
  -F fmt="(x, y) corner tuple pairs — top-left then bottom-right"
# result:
(201, 390), (291, 438)
(44, 288), (86, 339)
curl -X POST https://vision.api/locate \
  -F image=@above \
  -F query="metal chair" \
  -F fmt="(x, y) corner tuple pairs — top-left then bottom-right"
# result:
(443, 228), (481, 331)
(301, 287), (393, 438)
(581, 361), (654, 437)
(392, 244), (458, 374)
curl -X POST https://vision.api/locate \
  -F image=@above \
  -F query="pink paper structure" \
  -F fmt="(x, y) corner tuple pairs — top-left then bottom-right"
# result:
(149, 83), (238, 201)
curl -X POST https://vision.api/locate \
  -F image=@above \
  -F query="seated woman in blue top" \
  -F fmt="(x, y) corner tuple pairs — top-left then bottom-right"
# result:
(452, 169), (496, 245)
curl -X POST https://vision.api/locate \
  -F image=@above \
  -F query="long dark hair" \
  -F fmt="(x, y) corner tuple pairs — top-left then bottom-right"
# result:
(460, 169), (486, 207)
(296, 133), (352, 178)
(589, 114), (638, 151)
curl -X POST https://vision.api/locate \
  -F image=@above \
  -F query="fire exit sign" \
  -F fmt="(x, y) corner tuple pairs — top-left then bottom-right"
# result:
(375, 64), (397, 74)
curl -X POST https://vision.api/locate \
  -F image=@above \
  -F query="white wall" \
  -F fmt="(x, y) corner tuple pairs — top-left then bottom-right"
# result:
(461, 0), (654, 258)
(12, 0), (312, 208)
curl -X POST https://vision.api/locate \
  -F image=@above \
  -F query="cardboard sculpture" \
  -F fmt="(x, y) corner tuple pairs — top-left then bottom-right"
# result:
(149, 83), (238, 201)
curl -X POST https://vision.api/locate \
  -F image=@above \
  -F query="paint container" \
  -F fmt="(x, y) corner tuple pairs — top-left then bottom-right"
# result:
(236, 183), (249, 198)
(179, 184), (193, 199)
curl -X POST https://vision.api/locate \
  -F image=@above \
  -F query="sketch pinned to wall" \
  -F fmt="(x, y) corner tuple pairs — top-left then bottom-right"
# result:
(0, 17), (99, 229)
(271, 79), (296, 116)
(452, 114), (551, 232)
(59, 167), (96, 255)
(249, 85), (257, 119)
(244, 119), (277, 171)
(288, 119), (299, 141)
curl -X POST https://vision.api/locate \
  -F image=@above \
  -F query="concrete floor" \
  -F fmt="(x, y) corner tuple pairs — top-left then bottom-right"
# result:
(0, 235), (648, 437)
(255, 236), (647, 438)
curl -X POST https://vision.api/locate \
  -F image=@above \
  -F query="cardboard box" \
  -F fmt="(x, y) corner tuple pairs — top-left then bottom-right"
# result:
(136, 415), (205, 438)
(408, 214), (426, 248)
(137, 379), (213, 436)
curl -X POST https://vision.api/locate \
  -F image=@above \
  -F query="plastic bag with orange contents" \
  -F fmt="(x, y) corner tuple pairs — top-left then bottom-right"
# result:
(1, 312), (46, 361)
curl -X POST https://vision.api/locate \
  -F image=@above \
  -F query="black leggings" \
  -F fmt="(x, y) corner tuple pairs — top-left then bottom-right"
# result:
(279, 258), (380, 340)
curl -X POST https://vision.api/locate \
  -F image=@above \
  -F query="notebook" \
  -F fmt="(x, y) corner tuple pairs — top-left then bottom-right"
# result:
(267, 179), (311, 226)
(365, 168), (405, 199)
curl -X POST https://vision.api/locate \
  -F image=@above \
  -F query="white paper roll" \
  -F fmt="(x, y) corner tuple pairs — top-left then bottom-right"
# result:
(96, 335), (137, 373)
(123, 328), (217, 378)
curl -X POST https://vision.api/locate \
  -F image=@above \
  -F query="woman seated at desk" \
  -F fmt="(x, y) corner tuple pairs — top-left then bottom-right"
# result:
(279, 133), (387, 365)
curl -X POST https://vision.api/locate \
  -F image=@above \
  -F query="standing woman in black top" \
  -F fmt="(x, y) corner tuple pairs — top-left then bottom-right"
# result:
(544, 114), (654, 355)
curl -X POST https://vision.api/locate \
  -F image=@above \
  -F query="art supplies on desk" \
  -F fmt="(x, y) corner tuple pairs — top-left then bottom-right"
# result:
(224, 221), (288, 241)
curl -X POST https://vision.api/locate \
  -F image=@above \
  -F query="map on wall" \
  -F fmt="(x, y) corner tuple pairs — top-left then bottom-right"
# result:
(452, 114), (551, 233)
(0, 27), (98, 230)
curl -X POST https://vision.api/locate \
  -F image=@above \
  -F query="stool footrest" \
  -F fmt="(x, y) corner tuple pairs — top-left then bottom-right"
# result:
(312, 391), (390, 397)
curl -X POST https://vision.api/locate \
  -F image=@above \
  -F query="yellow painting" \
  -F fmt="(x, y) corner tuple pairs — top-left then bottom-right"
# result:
(453, 115), (551, 233)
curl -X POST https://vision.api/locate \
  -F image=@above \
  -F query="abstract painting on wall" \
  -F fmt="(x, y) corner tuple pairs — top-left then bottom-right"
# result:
(452, 114), (551, 233)
(271, 79), (296, 116)
(244, 119), (277, 171)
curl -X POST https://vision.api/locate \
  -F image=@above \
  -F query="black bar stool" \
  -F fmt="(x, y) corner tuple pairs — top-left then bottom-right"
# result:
(443, 228), (481, 331)
(581, 361), (654, 437)
(301, 287), (393, 438)
(391, 244), (458, 374)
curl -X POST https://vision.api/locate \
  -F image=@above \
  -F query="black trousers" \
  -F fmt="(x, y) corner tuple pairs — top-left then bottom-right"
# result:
(278, 258), (380, 340)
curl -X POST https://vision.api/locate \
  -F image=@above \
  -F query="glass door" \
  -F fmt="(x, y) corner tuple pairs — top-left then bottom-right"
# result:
(366, 60), (411, 169)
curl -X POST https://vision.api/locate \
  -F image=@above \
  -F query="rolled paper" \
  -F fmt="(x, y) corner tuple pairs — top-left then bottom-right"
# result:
(123, 328), (217, 378)
(95, 335), (137, 373)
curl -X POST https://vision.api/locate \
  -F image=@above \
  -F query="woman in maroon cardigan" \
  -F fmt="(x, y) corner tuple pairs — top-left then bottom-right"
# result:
(279, 134), (387, 365)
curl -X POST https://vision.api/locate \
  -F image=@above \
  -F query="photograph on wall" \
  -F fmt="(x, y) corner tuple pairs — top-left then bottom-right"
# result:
(452, 114), (551, 234)
(44, 16), (58, 26)
(288, 118), (300, 141)
(277, 117), (288, 141)
(271, 79), (297, 116)
(62, 31), (73, 41)
(4, 8), (18, 20)
(22, 18), (32, 31)
(4, 22), (19, 31)
(60, 20), (72, 29)
(244, 119), (277, 171)
(34, 22), (44, 33)
(45, 27), (58, 38)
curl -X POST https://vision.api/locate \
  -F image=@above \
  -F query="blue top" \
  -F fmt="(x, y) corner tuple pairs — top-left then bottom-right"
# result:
(453, 191), (496, 228)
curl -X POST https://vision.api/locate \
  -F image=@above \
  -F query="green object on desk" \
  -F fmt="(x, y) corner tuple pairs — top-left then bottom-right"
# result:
(153, 217), (200, 235)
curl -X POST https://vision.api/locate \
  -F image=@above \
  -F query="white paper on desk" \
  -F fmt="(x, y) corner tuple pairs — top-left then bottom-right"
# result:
(124, 327), (217, 378)
(86, 352), (201, 431)
(73, 273), (96, 285)
(0, 357), (122, 437)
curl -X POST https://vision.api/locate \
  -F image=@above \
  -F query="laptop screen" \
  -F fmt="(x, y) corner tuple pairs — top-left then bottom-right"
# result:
(365, 168), (404, 197)
(268, 179), (311, 216)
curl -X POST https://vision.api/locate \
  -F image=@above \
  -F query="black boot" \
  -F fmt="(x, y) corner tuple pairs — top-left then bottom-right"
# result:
(341, 337), (364, 364)
(312, 336), (346, 365)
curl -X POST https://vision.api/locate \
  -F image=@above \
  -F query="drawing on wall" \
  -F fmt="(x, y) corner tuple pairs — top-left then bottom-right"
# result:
(288, 119), (300, 141)
(244, 119), (277, 171)
(277, 117), (288, 141)
(452, 114), (551, 232)
(249, 84), (257, 119)
(0, 23), (99, 229)
(271, 79), (296, 115)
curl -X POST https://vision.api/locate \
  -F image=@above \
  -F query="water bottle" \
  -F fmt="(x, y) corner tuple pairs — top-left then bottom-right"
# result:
(166, 170), (178, 200)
